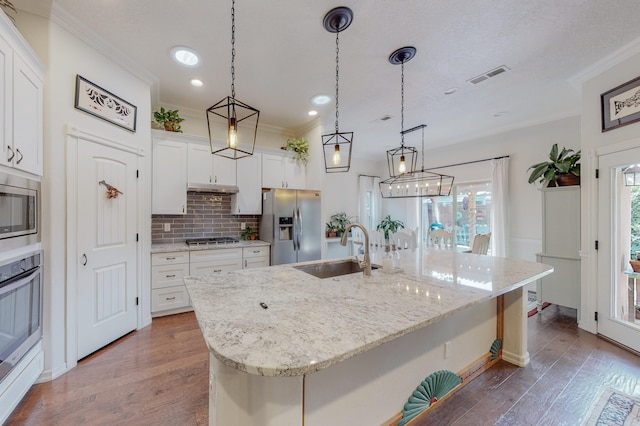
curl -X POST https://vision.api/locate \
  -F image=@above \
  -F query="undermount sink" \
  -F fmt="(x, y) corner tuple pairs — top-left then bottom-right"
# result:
(294, 259), (378, 279)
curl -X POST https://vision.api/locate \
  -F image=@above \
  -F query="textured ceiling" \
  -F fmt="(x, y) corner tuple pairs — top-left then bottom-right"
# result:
(15, 0), (640, 160)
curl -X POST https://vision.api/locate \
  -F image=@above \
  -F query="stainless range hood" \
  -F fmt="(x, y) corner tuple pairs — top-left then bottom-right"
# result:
(187, 183), (239, 194)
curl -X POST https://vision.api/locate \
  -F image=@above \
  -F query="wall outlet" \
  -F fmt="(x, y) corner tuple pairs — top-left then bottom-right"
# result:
(444, 341), (452, 359)
(164, 223), (171, 232)
(240, 222), (246, 229)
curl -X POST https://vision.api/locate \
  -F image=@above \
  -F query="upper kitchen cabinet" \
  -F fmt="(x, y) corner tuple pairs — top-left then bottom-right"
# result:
(188, 142), (236, 187)
(0, 14), (44, 176)
(232, 153), (262, 215)
(152, 137), (187, 214)
(262, 153), (306, 190)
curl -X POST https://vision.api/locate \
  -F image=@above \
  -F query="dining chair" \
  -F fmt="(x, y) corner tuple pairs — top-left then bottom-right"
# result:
(367, 229), (385, 251)
(471, 233), (491, 255)
(351, 227), (365, 254)
(389, 228), (418, 250)
(427, 229), (453, 248)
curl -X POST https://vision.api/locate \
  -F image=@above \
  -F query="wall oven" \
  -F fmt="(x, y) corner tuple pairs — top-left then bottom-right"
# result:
(0, 171), (39, 251)
(0, 251), (42, 383)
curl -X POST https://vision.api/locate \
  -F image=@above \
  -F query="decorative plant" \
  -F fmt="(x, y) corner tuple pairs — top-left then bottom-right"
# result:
(527, 143), (581, 187)
(153, 107), (185, 133)
(377, 215), (405, 240)
(329, 212), (355, 236)
(325, 222), (337, 238)
(282, 138), (309, 165)
(241, 226), (257, 241)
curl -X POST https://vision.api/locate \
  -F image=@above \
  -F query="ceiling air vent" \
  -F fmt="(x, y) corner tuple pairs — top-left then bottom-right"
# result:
(467, 65), (510, 85)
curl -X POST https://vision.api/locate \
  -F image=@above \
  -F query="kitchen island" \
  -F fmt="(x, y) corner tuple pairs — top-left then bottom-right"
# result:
(184, 248), (553, 425)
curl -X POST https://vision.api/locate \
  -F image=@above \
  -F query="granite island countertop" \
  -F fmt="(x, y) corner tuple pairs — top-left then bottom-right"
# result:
(184, 249), (553, 378)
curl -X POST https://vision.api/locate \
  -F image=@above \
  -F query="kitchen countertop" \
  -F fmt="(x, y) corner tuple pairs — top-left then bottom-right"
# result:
(184, 248), (553, 378)
(151, 240), (270, 253)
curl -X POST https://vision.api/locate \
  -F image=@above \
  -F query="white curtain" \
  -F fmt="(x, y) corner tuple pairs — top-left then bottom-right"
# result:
(358, 175), (382, 232)
(491, 157), (509, 257)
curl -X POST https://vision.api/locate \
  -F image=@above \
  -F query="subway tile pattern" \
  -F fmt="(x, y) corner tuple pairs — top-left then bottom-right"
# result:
(151, 193), (259, 244)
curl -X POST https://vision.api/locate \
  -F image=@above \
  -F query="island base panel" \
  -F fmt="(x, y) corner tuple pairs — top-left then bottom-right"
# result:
(304, 301), (497, 425)
(501, 286), (530, 367)
(210, 356), (303, 425)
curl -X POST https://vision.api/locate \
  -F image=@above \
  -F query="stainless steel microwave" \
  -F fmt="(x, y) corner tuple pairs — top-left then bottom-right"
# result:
(0, 171), (40, 250)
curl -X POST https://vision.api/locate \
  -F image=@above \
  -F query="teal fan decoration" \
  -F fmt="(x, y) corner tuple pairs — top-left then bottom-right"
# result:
(399, 370), (462, 425)
(490, 339), (503, 360)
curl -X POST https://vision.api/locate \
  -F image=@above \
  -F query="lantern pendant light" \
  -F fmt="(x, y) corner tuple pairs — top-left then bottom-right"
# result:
(386, 47), (418, 177)
(206, 0), (259, 160)
(321, 7), (354, 173)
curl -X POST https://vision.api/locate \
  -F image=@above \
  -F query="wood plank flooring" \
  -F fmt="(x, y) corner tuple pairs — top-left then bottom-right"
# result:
(6, 305), (640, 425)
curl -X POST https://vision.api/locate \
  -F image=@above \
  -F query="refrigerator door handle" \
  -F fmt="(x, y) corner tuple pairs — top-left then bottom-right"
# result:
(296, 207), (302, 250)
(292, 208), (299, 251)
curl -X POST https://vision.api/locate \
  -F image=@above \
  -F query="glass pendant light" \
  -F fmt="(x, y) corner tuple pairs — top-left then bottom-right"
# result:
(321, 6), (354, 173)
(386, 47), (418, 178)
(206, 0), (259, 160)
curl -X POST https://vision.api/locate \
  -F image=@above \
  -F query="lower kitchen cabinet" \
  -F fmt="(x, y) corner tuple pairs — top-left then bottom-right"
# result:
(151, 251), (191, 316)
(243, 246), (270, 269)
(151, 245), (271, 316)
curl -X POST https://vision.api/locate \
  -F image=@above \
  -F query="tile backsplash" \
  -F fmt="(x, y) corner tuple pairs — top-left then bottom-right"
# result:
(152, 193), (260, 244)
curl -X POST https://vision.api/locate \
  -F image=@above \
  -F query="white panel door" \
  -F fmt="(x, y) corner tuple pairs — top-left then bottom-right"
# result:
(598, 147), (640, 352)
(77, 141), (138, 359)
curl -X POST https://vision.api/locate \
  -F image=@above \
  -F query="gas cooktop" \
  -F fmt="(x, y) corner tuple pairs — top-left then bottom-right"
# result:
(185, 237), (240, 246)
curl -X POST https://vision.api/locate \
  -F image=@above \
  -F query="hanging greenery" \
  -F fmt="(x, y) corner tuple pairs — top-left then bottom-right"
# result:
(282, 138), (309, 165)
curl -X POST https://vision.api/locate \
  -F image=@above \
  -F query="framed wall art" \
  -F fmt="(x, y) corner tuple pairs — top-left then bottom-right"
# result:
(601, 75), (640, 132)
(75, 75), (137, 132)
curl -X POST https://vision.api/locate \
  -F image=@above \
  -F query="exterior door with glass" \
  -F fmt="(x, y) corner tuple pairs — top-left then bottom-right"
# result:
(597, 147), (640, 352)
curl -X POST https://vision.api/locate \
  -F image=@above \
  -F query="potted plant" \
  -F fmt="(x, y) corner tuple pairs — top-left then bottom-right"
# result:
(527, 143), (581, 187)
(377, 215), (405, 240)
(330, 212), (354, 237)
(325, 223), (337, 238)
(153, 107), (185, 133)
(241, 226), (257, 241)
(282, 138), (309, 165)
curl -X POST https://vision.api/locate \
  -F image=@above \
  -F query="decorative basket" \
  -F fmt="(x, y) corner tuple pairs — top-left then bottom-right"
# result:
(629, 260), (640, 272)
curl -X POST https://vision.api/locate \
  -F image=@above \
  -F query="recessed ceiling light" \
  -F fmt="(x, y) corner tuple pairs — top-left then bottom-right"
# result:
(308, 110), (318, 116)
(444, 87), (459, 95)
(311, 94), (331, 105)
(171, 46), (200, 67)
(190, 78), (204, 87)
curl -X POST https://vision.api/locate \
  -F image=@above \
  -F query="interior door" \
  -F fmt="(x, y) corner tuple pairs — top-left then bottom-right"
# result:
(76, 141), (138, 359)
(597, 147), (640, 352)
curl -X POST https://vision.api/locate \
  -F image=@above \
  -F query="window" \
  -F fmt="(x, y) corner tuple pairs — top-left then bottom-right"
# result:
(420, 181), (492, 249)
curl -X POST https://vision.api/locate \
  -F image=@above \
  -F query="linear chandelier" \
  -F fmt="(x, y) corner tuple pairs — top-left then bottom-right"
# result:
(321, 6), (354, 173)
(206, 0), (259, 160)
(380, 125), (454, 198)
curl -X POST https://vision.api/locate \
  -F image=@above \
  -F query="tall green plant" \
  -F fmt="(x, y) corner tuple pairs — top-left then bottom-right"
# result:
(527, 143), (580, 187)
(376, 215), (405, 240)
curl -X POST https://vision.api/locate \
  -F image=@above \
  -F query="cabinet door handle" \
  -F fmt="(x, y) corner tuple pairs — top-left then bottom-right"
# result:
(244, 259), (248, 267)
(15, 148), (23, 164)
(214, 269), (222, 273)
(82, 254), (87, 266)
(165, 274), (176, 278)
(182, 205), (185, 213)
(165, 296), (176, 301)
(252, 250), (260, 253)
(165, 257), (176, 260)
(214, 176), (218, 183)
(7, 146), (15, 162)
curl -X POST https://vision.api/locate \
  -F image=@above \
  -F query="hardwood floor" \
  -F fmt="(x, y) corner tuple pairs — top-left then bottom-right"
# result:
(6, 305), (640, 425)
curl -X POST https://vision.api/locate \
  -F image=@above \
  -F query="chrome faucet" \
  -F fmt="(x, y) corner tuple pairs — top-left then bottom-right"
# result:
(341, 223), (371, 276)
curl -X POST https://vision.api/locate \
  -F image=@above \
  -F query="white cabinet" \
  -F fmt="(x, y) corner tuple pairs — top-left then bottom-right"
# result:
(243, 246), (270, 269)
(152, 138), (187, 214)
(262, 153), (305, 189)
(151, 251), (191, 315)
(190, 248), (243, 275)
(1, 18), (44, 176)
(536, 186), (581, 314)
(232, 153), (262, 214)
(188, 142), (236, 186)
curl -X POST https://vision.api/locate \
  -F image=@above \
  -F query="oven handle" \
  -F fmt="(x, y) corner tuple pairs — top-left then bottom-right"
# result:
(0, 266), (41, 295)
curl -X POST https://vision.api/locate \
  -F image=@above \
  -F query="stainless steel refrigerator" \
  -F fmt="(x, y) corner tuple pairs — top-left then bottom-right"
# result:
(260, 189), (321, 265)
